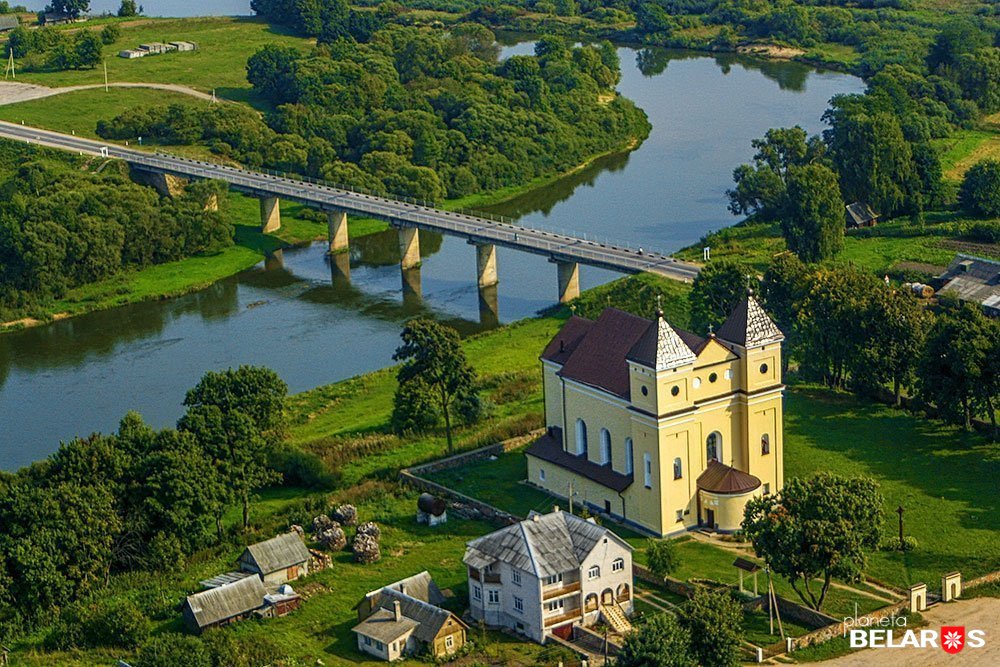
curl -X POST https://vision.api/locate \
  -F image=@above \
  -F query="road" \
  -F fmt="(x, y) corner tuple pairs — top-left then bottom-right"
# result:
(0, 120), (702, 282)
(0, 81), (217, 106)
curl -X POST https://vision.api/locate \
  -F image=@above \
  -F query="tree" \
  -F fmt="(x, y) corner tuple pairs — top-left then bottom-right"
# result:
(927, 18), (989, 72)
(50, 0), (89, 17)
(179, 366), (287, 530)
(852, 288), (930, 404)
(118, 0), (138, 17)
(680, 588), (744, 667)
(742, 474), (883, 611)
(689, 258), (752, 334)
(392, 319), (479, 453)
(727, 126), (825, 220)
(646, 539), (680, 580)
(137, 633), (212, 667)
(100, 23), (120, 45)
(781, 164), (844, 262)
(959, 159), (1000, 217)
(73, 30), (102, 69)
(616, 613), (694, 667)
(760, 253), (809, 372)
(917, 304), (995, 431)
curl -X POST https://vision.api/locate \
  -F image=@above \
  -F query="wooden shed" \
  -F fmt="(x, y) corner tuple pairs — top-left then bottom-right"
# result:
(238, 532), (311, 585)
(182, 575), (266, 634)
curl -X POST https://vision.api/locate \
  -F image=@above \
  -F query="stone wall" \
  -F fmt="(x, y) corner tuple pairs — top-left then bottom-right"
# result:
(405, 429), (543, 476)
(632, 564), (696, 599)
(791, 599), (908, 650)
(965, 569), (1000, 589)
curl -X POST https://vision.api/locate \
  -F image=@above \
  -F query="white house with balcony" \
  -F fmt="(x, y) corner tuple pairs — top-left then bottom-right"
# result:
(462, 508), (633, 643)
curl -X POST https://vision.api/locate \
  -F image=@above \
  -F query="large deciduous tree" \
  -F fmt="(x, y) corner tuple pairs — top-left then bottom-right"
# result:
(646, 539), (680, 580)
(689, 258), (752, 334)
(852, 288), (930, 404)
(179, 366), (287, 531)
(680, 588), (745, 667)
(960, 159), (1000, 218)
(392, 318), (480, 453)
(742, 474), (883, 611)
(781, 163), (844, 262)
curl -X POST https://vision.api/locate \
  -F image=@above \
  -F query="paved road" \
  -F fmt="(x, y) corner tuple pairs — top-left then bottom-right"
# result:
(0, 120), (701, 282)
(818, 598), (1000, 666)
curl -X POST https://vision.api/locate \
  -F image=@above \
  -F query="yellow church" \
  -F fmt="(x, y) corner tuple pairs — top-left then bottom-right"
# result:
(525, 293), (784, 537)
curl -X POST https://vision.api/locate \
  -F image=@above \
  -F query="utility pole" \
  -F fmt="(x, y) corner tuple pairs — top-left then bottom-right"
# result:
(4, 49), (14, 80)
(568, 480), (573, 515)
(896, 505), (905, 550)
(103, 60), (109, 92)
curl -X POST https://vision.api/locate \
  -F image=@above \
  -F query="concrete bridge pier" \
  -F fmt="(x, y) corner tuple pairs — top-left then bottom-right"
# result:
(328, 249), (351, 286)
(327, 209), (348, 254)
(398, 226), (421, 270)
(260, 196), (281, 233)
(264, 249), (285, 271)
(475, 242), (498, 288)
(556, 260), (580, 304)
(478, 283), (499, 329)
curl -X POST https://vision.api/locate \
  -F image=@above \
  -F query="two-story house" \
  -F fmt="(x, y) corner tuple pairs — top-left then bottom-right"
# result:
(525, 293), (784, 536)
(462, 508), (633, 643)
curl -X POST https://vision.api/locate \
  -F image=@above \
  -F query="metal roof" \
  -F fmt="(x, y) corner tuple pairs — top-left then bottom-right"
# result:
(716, 295), (784, 348)
(696, 460), (761, 495)
(525, 433), (633, 492)
(936, 254), (1000, 315)
(362, 571), (446, 608)
(352, 607), (420, 644)
(184, 575), (265, 628)
(199, 570), (254, 589)
(627, 314), (698, 371)
(464, 509), (632, 578)
(241, 532), (310, 575)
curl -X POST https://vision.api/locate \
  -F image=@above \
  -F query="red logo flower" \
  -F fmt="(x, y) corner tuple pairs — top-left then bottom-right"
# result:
(942, 627), (965, 654)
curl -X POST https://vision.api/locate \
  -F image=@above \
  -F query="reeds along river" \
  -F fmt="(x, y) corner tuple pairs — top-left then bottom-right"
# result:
(0, 43), (863, 469)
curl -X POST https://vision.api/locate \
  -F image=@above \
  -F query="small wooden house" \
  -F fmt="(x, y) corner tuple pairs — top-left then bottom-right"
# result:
(357, 571), (446, 621)
(0, 16), (19, 33)
(182, 575), (266, 634)
(353, 587), (467, 661)
(846, 202), (879, 228)
(238, 532), (311, 585)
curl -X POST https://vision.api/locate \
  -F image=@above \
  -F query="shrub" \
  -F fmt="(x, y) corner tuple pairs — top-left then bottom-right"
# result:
(137, 633), (212, 667)
(964, 220), (1000, 243)
(647, 539), (681, 579)
(268, 444), (339, 489)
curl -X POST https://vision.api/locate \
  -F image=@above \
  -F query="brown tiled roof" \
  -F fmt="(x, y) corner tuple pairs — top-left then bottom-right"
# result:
(551, 309), (653, 398)
(525, 434), (634, 492)
(716, 296), (783, 348)
(696, 460), (761, 495)
(541, 315), (595, 365)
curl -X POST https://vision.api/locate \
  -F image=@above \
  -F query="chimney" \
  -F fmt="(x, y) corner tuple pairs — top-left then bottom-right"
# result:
(553, 505), (560, 513)
(393, 600), (402, 622)
(532, 513), (541, 522)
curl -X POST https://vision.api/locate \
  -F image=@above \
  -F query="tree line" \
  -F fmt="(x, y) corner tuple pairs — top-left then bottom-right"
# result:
(96, 25), (650, 203)
(0, 148), (233, 320)
(0, 366), (290, 641)
(690, 256), (1000, 434)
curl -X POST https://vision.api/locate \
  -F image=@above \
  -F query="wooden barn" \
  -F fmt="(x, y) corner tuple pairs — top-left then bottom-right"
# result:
(238, 532), (311, 585)
(182, 576), (266, 634)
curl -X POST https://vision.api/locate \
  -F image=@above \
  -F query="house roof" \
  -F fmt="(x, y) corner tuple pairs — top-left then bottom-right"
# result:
(733, 557), (761, 573)
(463, 508), (631, 578)
(241, 532), (311, 575)
(846, 202), (879, 225)
(352, 607), (420, 644)
(696, 460), (761, 495)
(199, 570), (254, 589)
(360, 571), (446, 610)
(936, 254), (1000, 315)
(525, 433), (633, 492)
(0, 16), (19, 30)
(184, 575), (265, 628)
(716, 295), (784, 348)
(540, 315), (594, 365)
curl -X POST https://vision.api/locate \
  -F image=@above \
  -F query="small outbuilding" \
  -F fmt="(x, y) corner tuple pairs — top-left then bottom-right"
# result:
(417, 493), (448, 527)
(169, 41), (197, 51)
(182, 575), (266, 634)
(238, 532), (311, 585)
(0, 16), (19, 32)
(934, 254), (1000, 316)
(733, 557), (761, 595)
(139, 42), (169, 54)
(118, 49), (147, 59)
(357, 571), (447, 621)
(846, 202), (879, 228)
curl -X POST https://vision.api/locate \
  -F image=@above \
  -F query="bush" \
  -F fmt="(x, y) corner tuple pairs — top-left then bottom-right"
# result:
(100, 23), (121, 45)
(960, 159), (1000, 217)
(137, 633), (212, 667)
(45, 599), (151, 650)
(268, 444), (338, 489)
(647, 538), (681, 579)
(964, 220), (1000, 243)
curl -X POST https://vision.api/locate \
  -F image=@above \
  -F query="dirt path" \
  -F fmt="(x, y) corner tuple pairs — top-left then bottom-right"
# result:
(818, 597), (1000, 665)
(0, 81), (218, 106)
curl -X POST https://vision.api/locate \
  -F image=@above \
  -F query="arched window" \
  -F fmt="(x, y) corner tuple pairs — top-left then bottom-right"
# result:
(673, 457), (683, 479)
(588, 565), (601, 580)
(612, 558), (624, 572)
(625, 438), (634, 475)
(761, 433), (770, 455)
(600, 428), (612, 465)
(575, 419), (588, 456)
(643, 453), (652, 488)
(707, 432), (722, 463)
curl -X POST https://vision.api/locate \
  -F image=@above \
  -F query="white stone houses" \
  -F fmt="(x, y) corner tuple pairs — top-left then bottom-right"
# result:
(463, 508), (633, 643)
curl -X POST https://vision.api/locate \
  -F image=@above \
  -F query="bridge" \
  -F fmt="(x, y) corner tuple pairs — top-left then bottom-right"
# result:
(0, 120), (700, 304)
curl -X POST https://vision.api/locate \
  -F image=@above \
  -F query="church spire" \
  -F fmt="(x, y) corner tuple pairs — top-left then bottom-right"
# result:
(716, 292), (783, 347)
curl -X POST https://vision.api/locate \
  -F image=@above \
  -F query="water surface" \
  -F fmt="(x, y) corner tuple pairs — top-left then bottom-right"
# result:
(0, 46), (863, 468)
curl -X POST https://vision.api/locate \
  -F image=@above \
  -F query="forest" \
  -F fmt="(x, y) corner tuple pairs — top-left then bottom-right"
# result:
(0, 144), (234, 320)
(96, 24), (651, 201)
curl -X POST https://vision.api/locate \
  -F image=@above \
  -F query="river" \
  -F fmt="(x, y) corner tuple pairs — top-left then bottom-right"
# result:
(0, 42), (863, 469)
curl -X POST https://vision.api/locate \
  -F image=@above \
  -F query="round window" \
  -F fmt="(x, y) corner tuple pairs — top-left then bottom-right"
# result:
(693, 377), (702, 389)
(671, 385), (680, 397)
(709, 372), (718, 383)
(641, 385), (649, 396)
(760, 363), (769, 374)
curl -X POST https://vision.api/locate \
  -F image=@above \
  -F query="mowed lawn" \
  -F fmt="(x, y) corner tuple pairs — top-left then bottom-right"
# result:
(784, 387), (1000, 591)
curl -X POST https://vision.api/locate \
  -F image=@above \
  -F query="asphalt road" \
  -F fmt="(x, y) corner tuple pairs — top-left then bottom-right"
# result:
(0, 120), (702, 282)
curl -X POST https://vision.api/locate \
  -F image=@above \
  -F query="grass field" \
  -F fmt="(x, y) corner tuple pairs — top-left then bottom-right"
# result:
(7, 17), (313, 106)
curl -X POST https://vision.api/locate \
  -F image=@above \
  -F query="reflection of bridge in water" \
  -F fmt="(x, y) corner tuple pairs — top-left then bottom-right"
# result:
(0, 120), (700, 310)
